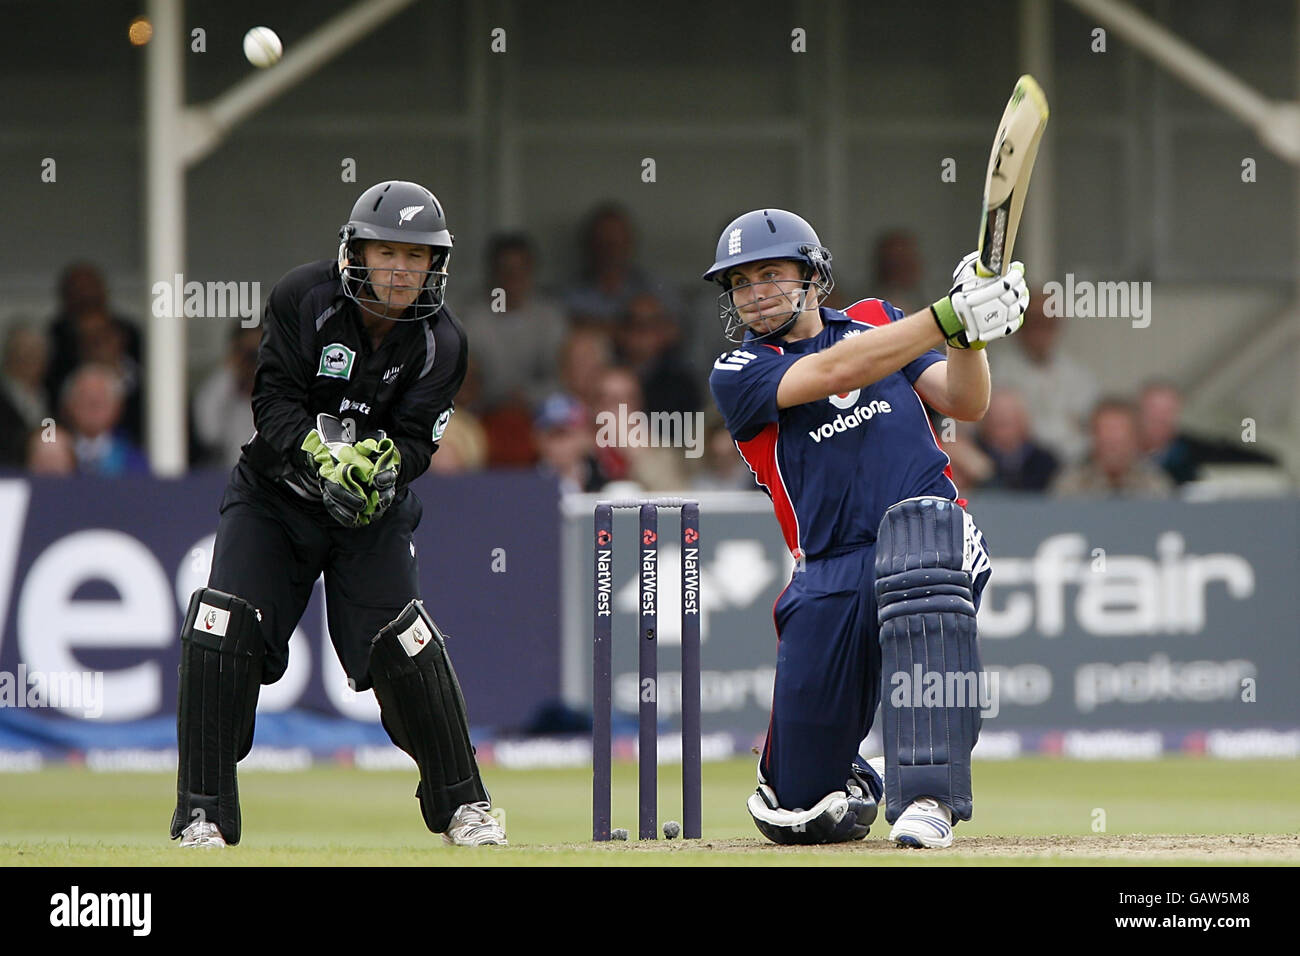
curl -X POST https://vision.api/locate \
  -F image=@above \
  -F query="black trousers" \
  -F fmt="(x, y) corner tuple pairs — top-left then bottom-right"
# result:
(208, 462), (423, 693)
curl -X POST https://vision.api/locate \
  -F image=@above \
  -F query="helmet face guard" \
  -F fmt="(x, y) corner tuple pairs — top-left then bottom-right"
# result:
(702, 209), (834, 343)
(715, 253), (834, 344)
(337, 181), (455, 322)
(338, 229), (452, 322)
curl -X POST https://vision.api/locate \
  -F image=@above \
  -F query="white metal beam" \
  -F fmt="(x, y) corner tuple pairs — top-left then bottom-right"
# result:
(144, 0), (418, 474)
(144, 0), (186, 475)
(1292, 0), (1300, 476)
(183, 0), (417, 166)
(1065, 0), (1300, 164)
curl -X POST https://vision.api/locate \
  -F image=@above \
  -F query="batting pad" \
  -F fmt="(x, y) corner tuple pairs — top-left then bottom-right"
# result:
(368, 601), (489, 834)
(171, 587), (264, 845)
(875, 497), (983, 824)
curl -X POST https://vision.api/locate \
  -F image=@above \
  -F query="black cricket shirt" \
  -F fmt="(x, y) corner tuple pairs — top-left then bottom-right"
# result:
(240, 258), (468, 499)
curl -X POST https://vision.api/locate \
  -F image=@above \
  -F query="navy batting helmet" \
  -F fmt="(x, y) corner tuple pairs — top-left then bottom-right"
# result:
(338, 181), (454, 322)
(702, 209), (834, 342)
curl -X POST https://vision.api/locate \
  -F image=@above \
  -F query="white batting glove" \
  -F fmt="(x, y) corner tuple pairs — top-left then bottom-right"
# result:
(931, 262), (1029, 349)
(950, 250), (981, 286)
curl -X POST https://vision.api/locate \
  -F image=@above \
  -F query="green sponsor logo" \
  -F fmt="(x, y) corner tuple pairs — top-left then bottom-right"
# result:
(432, 408), (452, 441)
(318, 343), (356, 380)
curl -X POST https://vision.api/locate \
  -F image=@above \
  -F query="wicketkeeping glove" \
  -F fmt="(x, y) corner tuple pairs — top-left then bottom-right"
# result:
(930, 259), (1029, 349)
(302, 430), (381, 528)
(351, 436), (401, 520)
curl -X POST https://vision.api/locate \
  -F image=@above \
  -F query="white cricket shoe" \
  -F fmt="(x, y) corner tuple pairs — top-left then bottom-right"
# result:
(889, 796), (954, 849)
(179, 819), (227, 849)
(442, 802), (508, 846)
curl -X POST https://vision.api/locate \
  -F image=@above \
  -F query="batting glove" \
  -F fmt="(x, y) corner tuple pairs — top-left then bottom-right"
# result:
(950, 250), (982, 286)
(930, 261), (1029, 349)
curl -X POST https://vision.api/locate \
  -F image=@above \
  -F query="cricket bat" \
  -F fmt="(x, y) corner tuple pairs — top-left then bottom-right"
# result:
(976, 74), (1050, 278)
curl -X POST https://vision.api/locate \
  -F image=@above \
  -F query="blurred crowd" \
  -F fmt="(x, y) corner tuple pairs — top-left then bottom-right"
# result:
(939, 293), (1277, 498)
(0, 212), (1277, 496)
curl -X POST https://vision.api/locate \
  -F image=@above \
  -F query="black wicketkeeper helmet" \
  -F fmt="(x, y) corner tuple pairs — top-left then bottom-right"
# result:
(338, 180), (454, 322)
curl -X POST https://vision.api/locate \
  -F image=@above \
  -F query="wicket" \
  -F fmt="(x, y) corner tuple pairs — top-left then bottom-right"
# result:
(592, 498), (701, 841)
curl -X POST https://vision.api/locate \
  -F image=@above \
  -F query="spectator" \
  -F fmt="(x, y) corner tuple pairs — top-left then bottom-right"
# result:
(456, 233), (567, 412)
(939, 418), (994, 494)
(976, 388), (1059, 491)
(558, 326), (615, 415)
(45, 262), (144, 444)
(1138, 381), (1196, 483)
(592, 365), (688, 491)
(989, 292), (1099, 466)
(26, 429), (76, 475)
(691, 422), (758, 491)
(427, 414), (488, 475)
(533, 393), (605, 494)
(613, 293), (702, 415)
(564, 203), (679, 324)
(870, 229), (926, 315)
(1138, 380), (1277, 484)
(428, 366), (489, 476)
(467, 353), (537, 469)
(1051, 398), (1174, 497)
(0, 325), (50, 468)
(192, 325), (259, 467)
(59, 363), (149, 476)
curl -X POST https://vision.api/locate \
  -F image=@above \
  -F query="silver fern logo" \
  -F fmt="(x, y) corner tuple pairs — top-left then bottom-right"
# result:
(398, 205), (424, 224)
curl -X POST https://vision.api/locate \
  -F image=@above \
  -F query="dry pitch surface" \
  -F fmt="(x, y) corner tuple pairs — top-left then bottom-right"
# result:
(2, 757), (1296, 865)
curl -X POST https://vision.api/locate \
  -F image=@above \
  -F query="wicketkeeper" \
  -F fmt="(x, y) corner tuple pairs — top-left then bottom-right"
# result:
(171, 180), (506, 848)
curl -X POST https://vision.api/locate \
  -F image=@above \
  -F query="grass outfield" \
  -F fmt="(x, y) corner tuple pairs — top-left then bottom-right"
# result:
(1, 758), (1296, 866)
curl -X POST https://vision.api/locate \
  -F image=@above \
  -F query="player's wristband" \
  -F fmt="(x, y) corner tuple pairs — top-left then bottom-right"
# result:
(929, 297), (969, 349)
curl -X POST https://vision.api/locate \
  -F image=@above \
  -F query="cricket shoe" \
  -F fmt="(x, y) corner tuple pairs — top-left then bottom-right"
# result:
(442, 802), (508, 846)
(889, 796), (954, 849)
(179, 819), (227, 849)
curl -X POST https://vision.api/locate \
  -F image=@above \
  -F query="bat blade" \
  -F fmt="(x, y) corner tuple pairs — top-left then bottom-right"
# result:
(977, 74), (1050, 277)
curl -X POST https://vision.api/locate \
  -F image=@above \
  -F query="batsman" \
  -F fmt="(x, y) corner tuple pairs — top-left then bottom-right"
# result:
(171, 180), (506, 848)
(706, 210), (1027, 847)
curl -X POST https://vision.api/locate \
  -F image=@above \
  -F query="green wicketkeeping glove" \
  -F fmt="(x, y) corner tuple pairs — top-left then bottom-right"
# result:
(301, 430), (380, 528)
(353, 437), (401, 518)
(354, 437), (399, 473)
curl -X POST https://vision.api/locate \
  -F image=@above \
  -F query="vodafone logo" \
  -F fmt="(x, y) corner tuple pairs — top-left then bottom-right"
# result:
(808, 398), (893, 443)
(828, 389), (861, 410)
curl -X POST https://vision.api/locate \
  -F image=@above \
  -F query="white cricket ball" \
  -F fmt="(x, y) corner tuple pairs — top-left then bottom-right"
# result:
(663, 820), (681, 840)
(243, 27), (282, 68)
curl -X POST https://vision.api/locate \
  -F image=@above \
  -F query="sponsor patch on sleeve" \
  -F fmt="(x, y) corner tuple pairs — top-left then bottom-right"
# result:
(432, 407), (452, 442)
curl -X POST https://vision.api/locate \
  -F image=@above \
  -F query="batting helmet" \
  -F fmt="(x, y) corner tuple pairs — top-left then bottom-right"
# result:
(702, 209), (834, 342)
